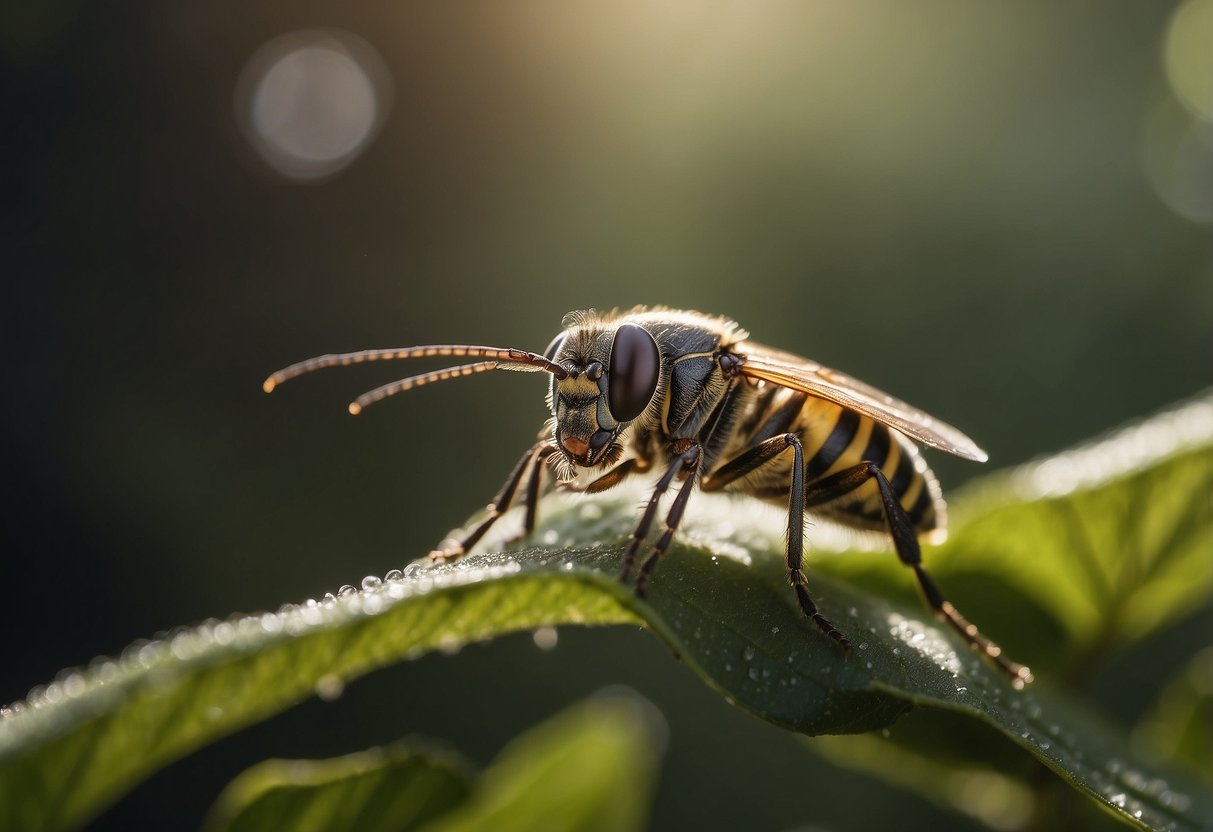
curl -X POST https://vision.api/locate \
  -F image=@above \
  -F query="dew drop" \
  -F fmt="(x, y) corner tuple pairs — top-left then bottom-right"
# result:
(532, 626), (558, 650)
(770, 626), (780, 635)
(384, 568), (404, 582)
(337, 584), (357, 597)
(315, 674), (344, 701)
(361, 575), (382, 591)
(743, 645), (756, 661)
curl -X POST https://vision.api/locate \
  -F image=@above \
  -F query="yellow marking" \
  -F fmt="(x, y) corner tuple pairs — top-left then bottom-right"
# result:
(830, 416), (876, 500)
(262, 378), (277, 393)
(348, 402), (362, 415)
(898, 475), (925, 515)
(797, 398), (843, 461)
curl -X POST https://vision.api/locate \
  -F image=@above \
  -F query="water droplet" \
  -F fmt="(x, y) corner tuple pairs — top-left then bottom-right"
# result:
(322, 592), (337, 604)
(532, 626), (558, 650)
(361, 575), (382, 591)
(770, 626), (780, 635)
(743, 645), (756, 661)
(848, 607), (858, 617)
(315, 674), (344, 701)
(384, 568), (403, 582)
(1110, 793), (1126, 808)
(748, 667), (760, 680)
(402, 563), (421, 578)
(63, 674), (86, 698)
(892, 648), (901, 656)
(337, 584), (357, 597)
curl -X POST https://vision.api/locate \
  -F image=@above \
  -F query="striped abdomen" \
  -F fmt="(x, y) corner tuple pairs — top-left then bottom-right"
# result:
(723, 384), (945, 539)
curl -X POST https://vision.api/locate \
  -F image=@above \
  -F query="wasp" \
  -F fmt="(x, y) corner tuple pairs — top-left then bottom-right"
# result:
(265, 307), (1032, 687)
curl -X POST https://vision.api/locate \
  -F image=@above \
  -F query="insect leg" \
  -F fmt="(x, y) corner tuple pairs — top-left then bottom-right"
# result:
(634, 443), (703, 597)
(806, 463), (1033, 687)
(702, 435), (851, 651)
(431, 441), (555, 562)
(507, 445), (561, 545)
(617, 444), (699, 585)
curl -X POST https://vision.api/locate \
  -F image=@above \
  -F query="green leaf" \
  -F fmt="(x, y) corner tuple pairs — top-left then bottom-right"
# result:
(205, 695), (661, 832)
(816, 392), (1213, 677)
(419, 694), (663, 832)
(1133, 646), (1213, 781)
(937, 393), (1213, 659)
(204, 743), (473, 832)
(3, 395), (1211, 832)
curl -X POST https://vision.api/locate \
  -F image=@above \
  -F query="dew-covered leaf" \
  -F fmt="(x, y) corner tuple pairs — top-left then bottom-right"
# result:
(2, 397), (1211, 832)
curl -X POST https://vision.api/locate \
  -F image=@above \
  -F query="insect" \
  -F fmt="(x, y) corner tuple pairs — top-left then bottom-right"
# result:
(264, 307), (1032, 687)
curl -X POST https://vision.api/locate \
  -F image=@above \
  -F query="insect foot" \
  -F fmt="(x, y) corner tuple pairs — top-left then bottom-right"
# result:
(427, 545), (465, 564)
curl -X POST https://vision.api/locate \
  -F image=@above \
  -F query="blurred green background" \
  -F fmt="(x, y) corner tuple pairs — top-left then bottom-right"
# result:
(4, 1), (1210, 829)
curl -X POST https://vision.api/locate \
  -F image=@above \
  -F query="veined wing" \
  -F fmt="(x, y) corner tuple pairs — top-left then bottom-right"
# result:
(736, 341), (988, 462)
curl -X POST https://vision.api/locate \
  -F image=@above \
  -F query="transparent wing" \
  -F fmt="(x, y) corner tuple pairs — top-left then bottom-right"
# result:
(736, 341), (988, 462)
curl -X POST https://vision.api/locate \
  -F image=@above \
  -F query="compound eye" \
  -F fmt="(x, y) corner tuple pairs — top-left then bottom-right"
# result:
(607, 323), (660, 422)
(543, 332), (567, 362)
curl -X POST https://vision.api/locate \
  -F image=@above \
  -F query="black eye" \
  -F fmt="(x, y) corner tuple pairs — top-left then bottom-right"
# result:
(543, 332), (567, 362)
(607, 323), (659, 422)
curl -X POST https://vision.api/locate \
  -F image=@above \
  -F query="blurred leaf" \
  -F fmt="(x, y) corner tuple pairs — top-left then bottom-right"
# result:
(1134, 646), (1213, 780)
(812, 724), (1039, 832)
(420, 694), (663, 832)
(204, 743), (472, 832)
(2, 396), (1212, 831)
(205, 695), (660, 832)
(939, 394), (1213, 659)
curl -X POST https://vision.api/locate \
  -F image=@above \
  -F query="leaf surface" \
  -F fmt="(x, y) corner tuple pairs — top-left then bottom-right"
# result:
(2, 395), (1211, 832)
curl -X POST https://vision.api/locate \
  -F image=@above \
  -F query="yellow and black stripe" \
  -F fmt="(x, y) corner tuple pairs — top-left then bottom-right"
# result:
(721, 385), (944, 538)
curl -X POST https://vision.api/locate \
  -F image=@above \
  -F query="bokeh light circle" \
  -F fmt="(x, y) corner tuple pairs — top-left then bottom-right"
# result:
(235, 29), (392, 182)
(1164, 0), (1213, 123)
